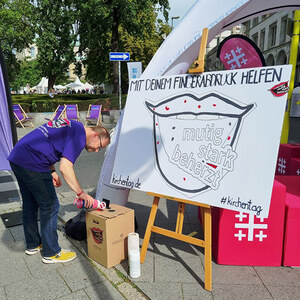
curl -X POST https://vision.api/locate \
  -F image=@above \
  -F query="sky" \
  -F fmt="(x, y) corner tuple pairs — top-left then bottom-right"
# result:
(167, 0), (198, 27)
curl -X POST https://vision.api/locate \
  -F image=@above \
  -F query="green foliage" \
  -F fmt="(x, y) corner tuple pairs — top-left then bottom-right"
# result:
(0, 0), (35, 82)
(32, 0), (81, 89)
(11, 93), (127, 112)
(10, 59), (41, 91)
(77, 0), (170, 92)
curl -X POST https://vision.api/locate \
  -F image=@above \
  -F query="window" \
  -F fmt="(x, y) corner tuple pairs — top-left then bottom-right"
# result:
(30, 47), (36, 58)
(260, 30), (265, 51)
(268, 22), (277, 48)
(280, 16), (288, 43)
(252, 17), (259, 27)
(252, 33), (258, 46)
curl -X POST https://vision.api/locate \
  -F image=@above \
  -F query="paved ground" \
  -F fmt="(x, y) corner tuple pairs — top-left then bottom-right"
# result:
(0, 119), (300, 299)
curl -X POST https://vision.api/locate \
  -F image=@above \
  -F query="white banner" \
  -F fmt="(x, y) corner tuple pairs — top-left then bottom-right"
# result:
(111, 65), (292, 218)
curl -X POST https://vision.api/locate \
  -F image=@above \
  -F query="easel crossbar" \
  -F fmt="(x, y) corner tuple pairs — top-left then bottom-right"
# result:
(152, 226), (205, 247)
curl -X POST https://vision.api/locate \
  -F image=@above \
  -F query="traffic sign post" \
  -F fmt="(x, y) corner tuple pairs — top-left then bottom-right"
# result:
(109, 52), (130, 112)
(109, 52), (130, 61)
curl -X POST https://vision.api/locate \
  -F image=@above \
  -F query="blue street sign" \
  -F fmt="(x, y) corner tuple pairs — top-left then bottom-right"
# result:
(109, 52), (130, 61)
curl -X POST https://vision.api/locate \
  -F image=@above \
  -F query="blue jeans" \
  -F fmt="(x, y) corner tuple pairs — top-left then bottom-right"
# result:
(10, 162), (61, 257)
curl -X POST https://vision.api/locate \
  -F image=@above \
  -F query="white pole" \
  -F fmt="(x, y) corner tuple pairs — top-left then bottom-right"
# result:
(118, 61), (121, 112)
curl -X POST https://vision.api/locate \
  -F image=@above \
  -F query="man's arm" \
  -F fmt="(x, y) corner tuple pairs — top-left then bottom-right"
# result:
(59, 157), (94, 208)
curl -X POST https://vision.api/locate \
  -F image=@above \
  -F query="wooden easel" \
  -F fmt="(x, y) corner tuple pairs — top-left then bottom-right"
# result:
(140, 193), (212, 290)
(140, 28), (212, 291)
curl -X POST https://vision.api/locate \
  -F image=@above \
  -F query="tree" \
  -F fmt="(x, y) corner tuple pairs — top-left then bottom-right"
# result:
(0, 0), (35, 82)
(77, 0), (170, 95)
(119, 14), (171, 93)
(32, 0), (80, 91)
(10, 59), (40, 91)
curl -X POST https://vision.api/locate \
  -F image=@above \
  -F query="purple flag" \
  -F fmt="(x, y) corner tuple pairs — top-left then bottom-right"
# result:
(0, 48), (17, 170)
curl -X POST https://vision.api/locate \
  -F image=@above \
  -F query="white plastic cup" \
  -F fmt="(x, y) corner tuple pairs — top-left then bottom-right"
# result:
(128, 232), (139, 252)
(129, 250), (141, 278)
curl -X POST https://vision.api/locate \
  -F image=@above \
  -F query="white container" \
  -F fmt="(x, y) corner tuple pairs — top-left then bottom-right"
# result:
(128, 232), (139, 252)
(129, 250), (141, 278)
(128, 232), (141, 278)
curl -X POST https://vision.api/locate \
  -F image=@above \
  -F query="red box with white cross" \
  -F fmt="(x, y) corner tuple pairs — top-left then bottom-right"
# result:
(275, 175), (300, 267)
(212, 180), (286, 266)
(275, 144), (300, 175)
(290, 158), (300, 176)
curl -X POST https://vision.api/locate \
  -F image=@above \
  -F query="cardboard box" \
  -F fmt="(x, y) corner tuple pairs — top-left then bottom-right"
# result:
(86, 204), (134, 268)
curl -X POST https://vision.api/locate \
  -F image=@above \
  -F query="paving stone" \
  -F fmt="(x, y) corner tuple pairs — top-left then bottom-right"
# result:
(266, 285), (300, 300)
(84, 281), (124, 300)
(153, 236), (202, 258)
(136, 282), (183, 300)
(91, 260), (124, 285)
(0, 286), (6, 299)
(4, 270), (71, 300)
(57, 289), (89, 300)
(24, 253), (62, 275)
(212, 284), (273, 300)
(117, 282), (146, 300)
(8, 224), (25, 242)
(0, 257), (31, 288)
(155, 255), (204, 284)
(58, 261), (105, 292)
(0, 228), (14, 243)
(182, 283), (213, 300)
(254, 266), (300, 286)
(211, 264), (261, 285)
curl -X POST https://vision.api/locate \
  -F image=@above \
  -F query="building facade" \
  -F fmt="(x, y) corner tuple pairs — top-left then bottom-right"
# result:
(206, 11), (300, 85)
(243, 10), (300, 84)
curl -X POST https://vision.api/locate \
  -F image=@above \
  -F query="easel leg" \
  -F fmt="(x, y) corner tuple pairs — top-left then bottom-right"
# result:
(175, 202), (185, 234)
(204, 207), (212, 291)
(140, 196), (160, 263)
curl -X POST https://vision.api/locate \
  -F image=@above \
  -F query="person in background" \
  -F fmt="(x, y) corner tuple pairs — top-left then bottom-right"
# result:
(8, 119), (110, 264)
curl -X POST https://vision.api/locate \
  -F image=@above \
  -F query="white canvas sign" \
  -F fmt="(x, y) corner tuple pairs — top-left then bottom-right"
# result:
(111, 66), (291, 218)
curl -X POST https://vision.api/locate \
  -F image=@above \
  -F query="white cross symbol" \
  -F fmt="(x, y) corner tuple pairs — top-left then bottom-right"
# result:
(235, 212), (248, 222)
(277, 157), (286, 174)
(236, 47), (242, 54)
(241, 58), (248, 65)
(225, 53), (231, 60)
(255, 230), (267, 242)
(234, 230), (247, 241)
(297, 169), (300, 176)
(235, 214), (268, 241)
(226, 49), (246, 68)
(231, 64), (237, 69)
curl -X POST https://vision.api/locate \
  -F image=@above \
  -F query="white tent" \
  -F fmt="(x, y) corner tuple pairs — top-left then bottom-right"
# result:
(54, 84), (67, 90)
(74, 76), (84, 86)
(82, 82), (94, 90)
(36, 77), (48, 94)
(66, 82), (81, 88)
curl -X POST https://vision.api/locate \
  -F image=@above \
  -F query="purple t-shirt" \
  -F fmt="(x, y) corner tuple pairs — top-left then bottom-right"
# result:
(8, 119), (86, 172)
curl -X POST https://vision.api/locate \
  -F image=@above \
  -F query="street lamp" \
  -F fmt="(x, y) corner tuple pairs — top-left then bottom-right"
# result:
(171, 16), (180, 29)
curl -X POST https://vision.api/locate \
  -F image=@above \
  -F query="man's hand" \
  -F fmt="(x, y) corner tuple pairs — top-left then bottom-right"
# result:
(52, 172), (62, 187)
(79, 192), (95, 208)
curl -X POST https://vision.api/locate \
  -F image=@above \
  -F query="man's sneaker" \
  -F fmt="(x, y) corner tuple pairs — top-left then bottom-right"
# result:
(42, 249), (76, 264)
(25, 245), (42, 255)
